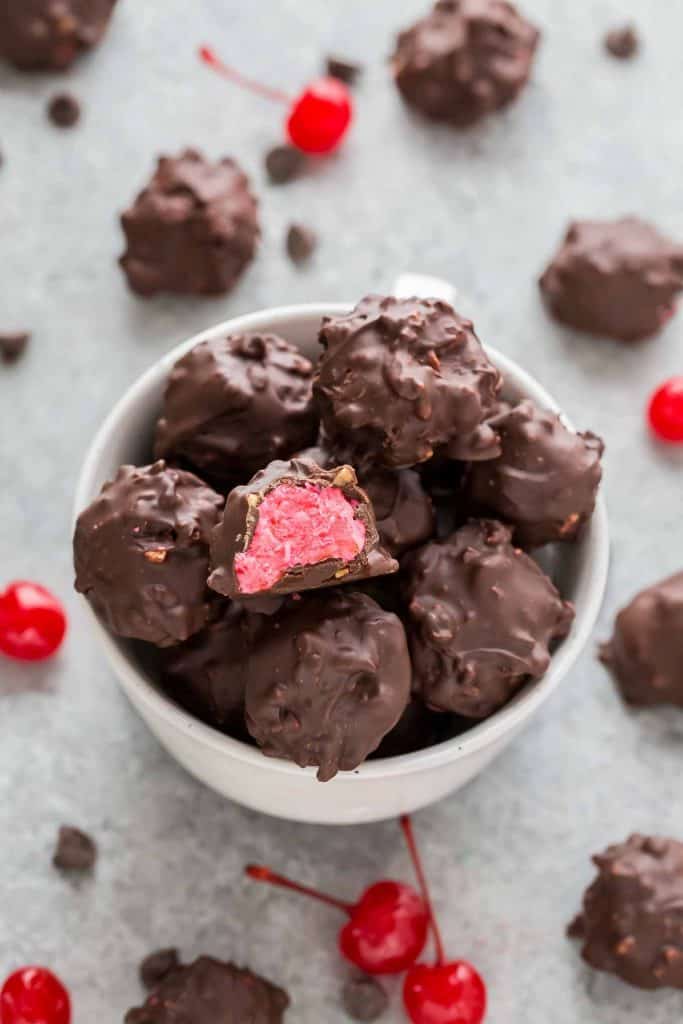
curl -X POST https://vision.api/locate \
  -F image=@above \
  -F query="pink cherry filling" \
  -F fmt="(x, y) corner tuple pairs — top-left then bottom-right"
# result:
(234, 483), (366, 594)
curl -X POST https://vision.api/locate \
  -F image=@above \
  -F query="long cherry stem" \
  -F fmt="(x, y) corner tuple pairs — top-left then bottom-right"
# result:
(199, 46), (291, 104)
(400, 815), (446, 965)
(245, 864), (353, 915)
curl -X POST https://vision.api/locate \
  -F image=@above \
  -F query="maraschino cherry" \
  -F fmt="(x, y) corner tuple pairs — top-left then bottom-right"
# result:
(0, 581), (67, 662)
(199, 46), (352, 154)
(648, 376), (683, 442)
(400, 816), (487, 1024)
(0, 966), (70, 1024)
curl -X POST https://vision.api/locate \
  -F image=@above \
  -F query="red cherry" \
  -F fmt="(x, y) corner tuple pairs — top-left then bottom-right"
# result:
(0, 967), (70, 1024)
(0, 581), (67, 661)
(648, 376), (683, 442)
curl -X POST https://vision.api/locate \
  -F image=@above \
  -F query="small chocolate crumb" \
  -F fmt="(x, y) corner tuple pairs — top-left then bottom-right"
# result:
(52, 825), (97, 871)
(286, 224), (317, 263)
(604, 25), (639, 59)
(567, 914), (585, 939)
(47, 92), (81, 128)
(326, 55), (362, 85)
(265, 144), (305, 185)
(139, 948), (180, 990)
(342, 974), (388, 1021)
(0, 332), (29, 363)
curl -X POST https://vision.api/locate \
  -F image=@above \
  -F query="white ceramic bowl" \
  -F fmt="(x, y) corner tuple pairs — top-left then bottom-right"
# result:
(74, 299), (609, 825)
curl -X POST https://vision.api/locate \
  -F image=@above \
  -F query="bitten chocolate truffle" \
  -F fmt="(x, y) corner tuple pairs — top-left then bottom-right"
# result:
(120, 149), (259, 297)
(464, 400), (604, 548)
(0, 0), (118, 71)
(569, 835), (683, 990)
(539, 217), (683, 341)
(125, 956), (289, 1023)
(245, 591), (411, 780)
(600, 571), (683, 707)
(74, 461), (223, 647)
(154, 333), (316, 491)
(404, 519), (574, 717)
(314, 295), (502, 469)
(208, 459), (398, 600)
(392, 0), (539, 127)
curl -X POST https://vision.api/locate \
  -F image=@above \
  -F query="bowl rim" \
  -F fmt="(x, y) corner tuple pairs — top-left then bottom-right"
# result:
(73, 301), (610, 782)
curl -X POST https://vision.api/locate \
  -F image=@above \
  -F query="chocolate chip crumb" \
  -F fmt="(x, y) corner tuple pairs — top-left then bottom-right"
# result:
(265, 144), (305, 184)
(342, 974), (388, 1021)
(0, 332), (29, 363)
(286, 224), (317, 263)
(53, 825), (97, 871)
(604, 25), (639, 59)
(326, 55), (362, 85)
(139, 948), (180, 990)
(47, 92), (81, 128)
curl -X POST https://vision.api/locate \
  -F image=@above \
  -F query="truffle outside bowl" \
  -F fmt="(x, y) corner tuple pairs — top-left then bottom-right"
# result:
(73, 292), (609, 825)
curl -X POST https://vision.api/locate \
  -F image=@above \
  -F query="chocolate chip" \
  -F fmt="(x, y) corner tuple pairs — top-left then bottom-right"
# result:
(342, 974), (388, 1021)
(286, 224), (317, 263)
(264, 144), (305, 185)
(326, 55), (362, 85)
(47, 92), (81, 128)
(604, 25), (639, 59)
(0, 332), (30, 363)
(139, 948), (180, 990)
(52, 825), (97, 871)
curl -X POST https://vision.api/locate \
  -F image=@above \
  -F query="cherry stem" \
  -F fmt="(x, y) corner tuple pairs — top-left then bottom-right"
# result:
(245, 864), (353, 915)
(199, 46), (291, 105)
(400, 815), (446, 966)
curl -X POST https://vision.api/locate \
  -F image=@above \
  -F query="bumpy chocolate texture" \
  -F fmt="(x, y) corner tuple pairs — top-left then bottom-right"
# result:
(154, 333), (316, 491)
(392, 0), (539, 127)
(125, 956), (289, 1024)
(120, 149), (260, 297)
(315, 295), (502, 469)
(208, 459), (398, 600)
(540, 217), (683, 341)
(600, 571), (683, 707)
(570, 835), (683, 990)
(0, 0), (118, 71)
(74, 461), (223, 647)
(245, 590), (411, 780)
(404, 519), (574, 717)
(464, 400), (604, 548)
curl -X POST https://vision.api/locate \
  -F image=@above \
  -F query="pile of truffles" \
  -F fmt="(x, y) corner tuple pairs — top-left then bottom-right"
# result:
(73, 294), (603, 781)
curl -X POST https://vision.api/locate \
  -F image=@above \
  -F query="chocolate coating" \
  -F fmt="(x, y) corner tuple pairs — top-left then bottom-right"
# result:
(155, 333), (316, 490)
(464, 400), (604, 548)
(245, 591), (411, 781)
(392, 0), (539, 127)
(120, 149), (259, 297)
(125, 956), (289, 1024)
(404, 519), (574, 717)
(600, 571), (683, 707)
(74, 461), (223, 647)
(208, 459), (398, 600)
(315, 295), (502, 469)
(0, 0), (118, 71)
(540, 217), (683, 341)
(570, 835), (683, 990)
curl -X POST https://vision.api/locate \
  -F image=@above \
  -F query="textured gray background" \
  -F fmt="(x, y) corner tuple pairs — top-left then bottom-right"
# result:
(1, 0), (683, 1021)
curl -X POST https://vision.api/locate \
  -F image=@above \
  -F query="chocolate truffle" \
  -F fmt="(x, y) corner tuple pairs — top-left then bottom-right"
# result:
(208, 459), (398, 600)
(74, 461), (223, 647)
(392, 0), (539, 127)
(464, 400), (604, 548)
(569, 835), (683, 990)
(124, 956), (289, 1023)
(154, 333), (316, 491)
(120, 149), (259, 297)
(539, 217), (683, 341)
(0, 0), (118, 71)
(314, 295), (502, 469)
(600, 571), (683, 707)
(404, 519), (574, 717)
(245, 591), (411, 781)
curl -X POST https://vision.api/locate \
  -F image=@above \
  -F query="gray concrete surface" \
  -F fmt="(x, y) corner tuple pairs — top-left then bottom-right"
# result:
(2, 1), (683, 1020)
